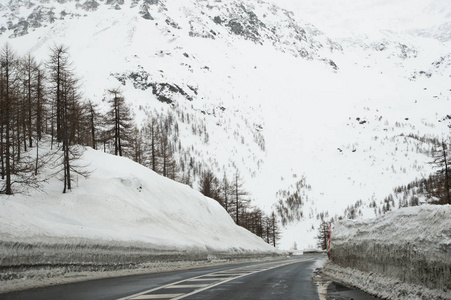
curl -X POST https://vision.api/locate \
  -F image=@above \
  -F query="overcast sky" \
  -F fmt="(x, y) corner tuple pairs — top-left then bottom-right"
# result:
(271, 0), (450, 37)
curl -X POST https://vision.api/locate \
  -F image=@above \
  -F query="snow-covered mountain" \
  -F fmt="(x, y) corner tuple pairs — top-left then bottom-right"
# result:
(0, 0), (450, 250)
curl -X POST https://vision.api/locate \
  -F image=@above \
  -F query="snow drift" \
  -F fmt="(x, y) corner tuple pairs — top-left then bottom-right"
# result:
(323, 205), (451, 300)
(0, 146), (276, 284)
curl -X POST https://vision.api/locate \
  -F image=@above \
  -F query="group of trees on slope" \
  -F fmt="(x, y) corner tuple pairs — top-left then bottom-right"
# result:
(0, 45), (142, 194)
(0, 44), (281, 246)
(1, 44), (87, 194)
(198, 169), (281, 247)
(377, 139), (451, 214)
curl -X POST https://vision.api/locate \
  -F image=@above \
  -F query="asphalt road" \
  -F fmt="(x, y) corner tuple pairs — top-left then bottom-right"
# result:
(0, 254), (379, 300)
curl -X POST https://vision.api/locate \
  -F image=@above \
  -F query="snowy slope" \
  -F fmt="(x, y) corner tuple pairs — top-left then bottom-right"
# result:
(0, 144), (275, 252)
(1, 0), (450, 251)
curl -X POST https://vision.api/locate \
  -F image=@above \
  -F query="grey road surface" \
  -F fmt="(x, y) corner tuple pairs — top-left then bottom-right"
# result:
(0, 254), (378, 300)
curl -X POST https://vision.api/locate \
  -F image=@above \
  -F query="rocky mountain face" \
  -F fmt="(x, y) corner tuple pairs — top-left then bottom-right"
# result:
(0, 0), (340, 65)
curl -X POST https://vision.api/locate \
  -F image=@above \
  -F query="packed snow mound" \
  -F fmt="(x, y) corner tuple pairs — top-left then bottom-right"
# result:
(325, 205), (451, 300)
(0, 147), (275, 253)
(333, 205), (451, 250)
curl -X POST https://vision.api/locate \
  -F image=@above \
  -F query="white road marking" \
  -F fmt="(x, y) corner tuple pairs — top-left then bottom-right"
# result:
(165, 284), (210, 288)
(130, 294), (184, 299)
(185, 278), (222, 281)
(204, 272), (251, 276)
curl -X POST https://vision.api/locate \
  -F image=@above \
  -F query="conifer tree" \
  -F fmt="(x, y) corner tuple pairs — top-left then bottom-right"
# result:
(130, 127), (144, 164)
(199, 169), (220, 201)
(429, 141), (451, 204)
(231, 170), (249, 225)
(159, 117), (177, 179)
(270, 211), (281, 247)
(144, 114), (159, 172)
(316, 220), (329, 250)
(86, 100), (100, 150)
(221, 172), (232, 214)
(106, 88), (134, 157)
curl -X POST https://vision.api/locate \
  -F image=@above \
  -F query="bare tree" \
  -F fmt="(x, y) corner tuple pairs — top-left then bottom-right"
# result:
(47, 44), (70, 143)
(21, 54), (38, 149)
(0, 45), (39, 194)
(47, 45), (88, 193)
(35, 66), (46, 141)
(0, 45), (19, 194)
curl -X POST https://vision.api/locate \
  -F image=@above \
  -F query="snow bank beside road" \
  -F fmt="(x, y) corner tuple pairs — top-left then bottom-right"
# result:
(0, 147), (275, 252)
(0, 147), (276, 289)
(323, 205), (451, 300)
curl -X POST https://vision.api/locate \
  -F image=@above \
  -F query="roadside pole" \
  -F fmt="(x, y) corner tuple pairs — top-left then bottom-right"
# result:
(328, 223), (331, 260)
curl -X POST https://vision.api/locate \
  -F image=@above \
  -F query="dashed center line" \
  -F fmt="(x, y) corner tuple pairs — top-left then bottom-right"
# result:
(117, 258), (312, 300)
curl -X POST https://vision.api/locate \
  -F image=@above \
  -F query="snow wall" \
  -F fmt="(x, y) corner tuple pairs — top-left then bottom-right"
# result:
(323, 205), (451, 300)
(0, 147), (278, 290)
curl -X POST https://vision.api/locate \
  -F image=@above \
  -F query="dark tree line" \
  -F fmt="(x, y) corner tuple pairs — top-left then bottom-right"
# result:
(198, 168), (281, 246)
